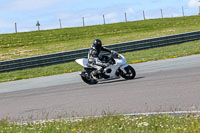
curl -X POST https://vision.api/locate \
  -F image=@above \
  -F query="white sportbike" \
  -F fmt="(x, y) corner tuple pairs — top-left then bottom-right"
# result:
(75, 52), (136, 85)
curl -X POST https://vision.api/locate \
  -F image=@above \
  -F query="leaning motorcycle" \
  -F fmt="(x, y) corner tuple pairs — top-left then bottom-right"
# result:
(75, 52), (136, 85)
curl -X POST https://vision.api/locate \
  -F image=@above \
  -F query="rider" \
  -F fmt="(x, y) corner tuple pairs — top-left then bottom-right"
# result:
(88, 39), (113, 77)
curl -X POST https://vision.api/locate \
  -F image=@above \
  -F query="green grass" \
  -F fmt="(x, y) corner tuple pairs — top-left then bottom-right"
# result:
(0, 39), (200, 83)
(1, 16), (200, 132)
(1, 15), (200, 83)
(0, 114), (199, 133)
(0, 15), (200, 61)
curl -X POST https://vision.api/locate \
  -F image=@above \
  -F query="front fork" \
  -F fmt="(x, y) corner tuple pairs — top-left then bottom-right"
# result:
(119, 64), (129, 74)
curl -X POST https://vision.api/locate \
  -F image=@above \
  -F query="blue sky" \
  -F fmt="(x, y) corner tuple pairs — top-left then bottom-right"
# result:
(0, 0), (199, 34)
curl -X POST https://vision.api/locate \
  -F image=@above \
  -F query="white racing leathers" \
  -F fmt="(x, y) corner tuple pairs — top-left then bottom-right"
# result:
(88, 46), (111, 70)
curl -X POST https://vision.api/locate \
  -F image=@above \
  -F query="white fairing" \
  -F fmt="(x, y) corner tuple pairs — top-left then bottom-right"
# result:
(104, 54), (127, 79)
(75, 54), (130, 80)
(75, 58), (88, 67)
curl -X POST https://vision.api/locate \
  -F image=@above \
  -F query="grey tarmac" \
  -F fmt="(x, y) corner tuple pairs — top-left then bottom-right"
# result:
(0, 54), (200, 120)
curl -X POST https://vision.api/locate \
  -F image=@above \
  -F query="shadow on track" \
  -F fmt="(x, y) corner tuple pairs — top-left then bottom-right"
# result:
(98, 77), (145, 85)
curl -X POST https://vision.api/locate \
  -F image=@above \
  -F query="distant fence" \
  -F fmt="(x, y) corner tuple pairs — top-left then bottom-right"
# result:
(10, 6), (199, 34)
(0, 30), (200, 73)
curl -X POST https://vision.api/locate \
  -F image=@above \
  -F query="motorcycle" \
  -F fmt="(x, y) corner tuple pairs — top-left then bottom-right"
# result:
(75, 52), (136, 85)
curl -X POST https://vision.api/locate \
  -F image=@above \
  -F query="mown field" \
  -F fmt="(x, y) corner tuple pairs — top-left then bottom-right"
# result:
(0, 114), (199, 133)
(0, 15), (200, 61)
(0, 15), (200, 83)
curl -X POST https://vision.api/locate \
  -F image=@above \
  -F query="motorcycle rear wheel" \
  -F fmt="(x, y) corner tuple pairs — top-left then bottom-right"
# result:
(81, 75), (98, 85)
(120, 65), (136, 80)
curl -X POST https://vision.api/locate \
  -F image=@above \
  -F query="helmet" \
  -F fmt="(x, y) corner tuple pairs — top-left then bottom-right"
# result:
(92, 39), (102, 52)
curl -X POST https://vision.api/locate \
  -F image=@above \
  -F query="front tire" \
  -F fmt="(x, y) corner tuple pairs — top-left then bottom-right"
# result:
(120, 65), (136, 80)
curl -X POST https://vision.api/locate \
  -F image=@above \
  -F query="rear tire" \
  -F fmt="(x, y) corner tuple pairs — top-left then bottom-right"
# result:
(80, 71), (98, 85)
(120, 65), (136, 80)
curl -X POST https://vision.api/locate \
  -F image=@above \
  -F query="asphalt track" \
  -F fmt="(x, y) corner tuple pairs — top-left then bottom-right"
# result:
(0, 55), (200, 120)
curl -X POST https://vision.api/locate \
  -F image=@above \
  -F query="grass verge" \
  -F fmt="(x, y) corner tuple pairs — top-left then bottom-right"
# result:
(0, 39), (200, 83)
(1, 15), (200, 61)
(0, 114), (199, 132)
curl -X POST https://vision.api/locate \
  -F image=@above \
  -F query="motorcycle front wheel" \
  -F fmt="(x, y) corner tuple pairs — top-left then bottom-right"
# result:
(120, 65), (136, 80)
